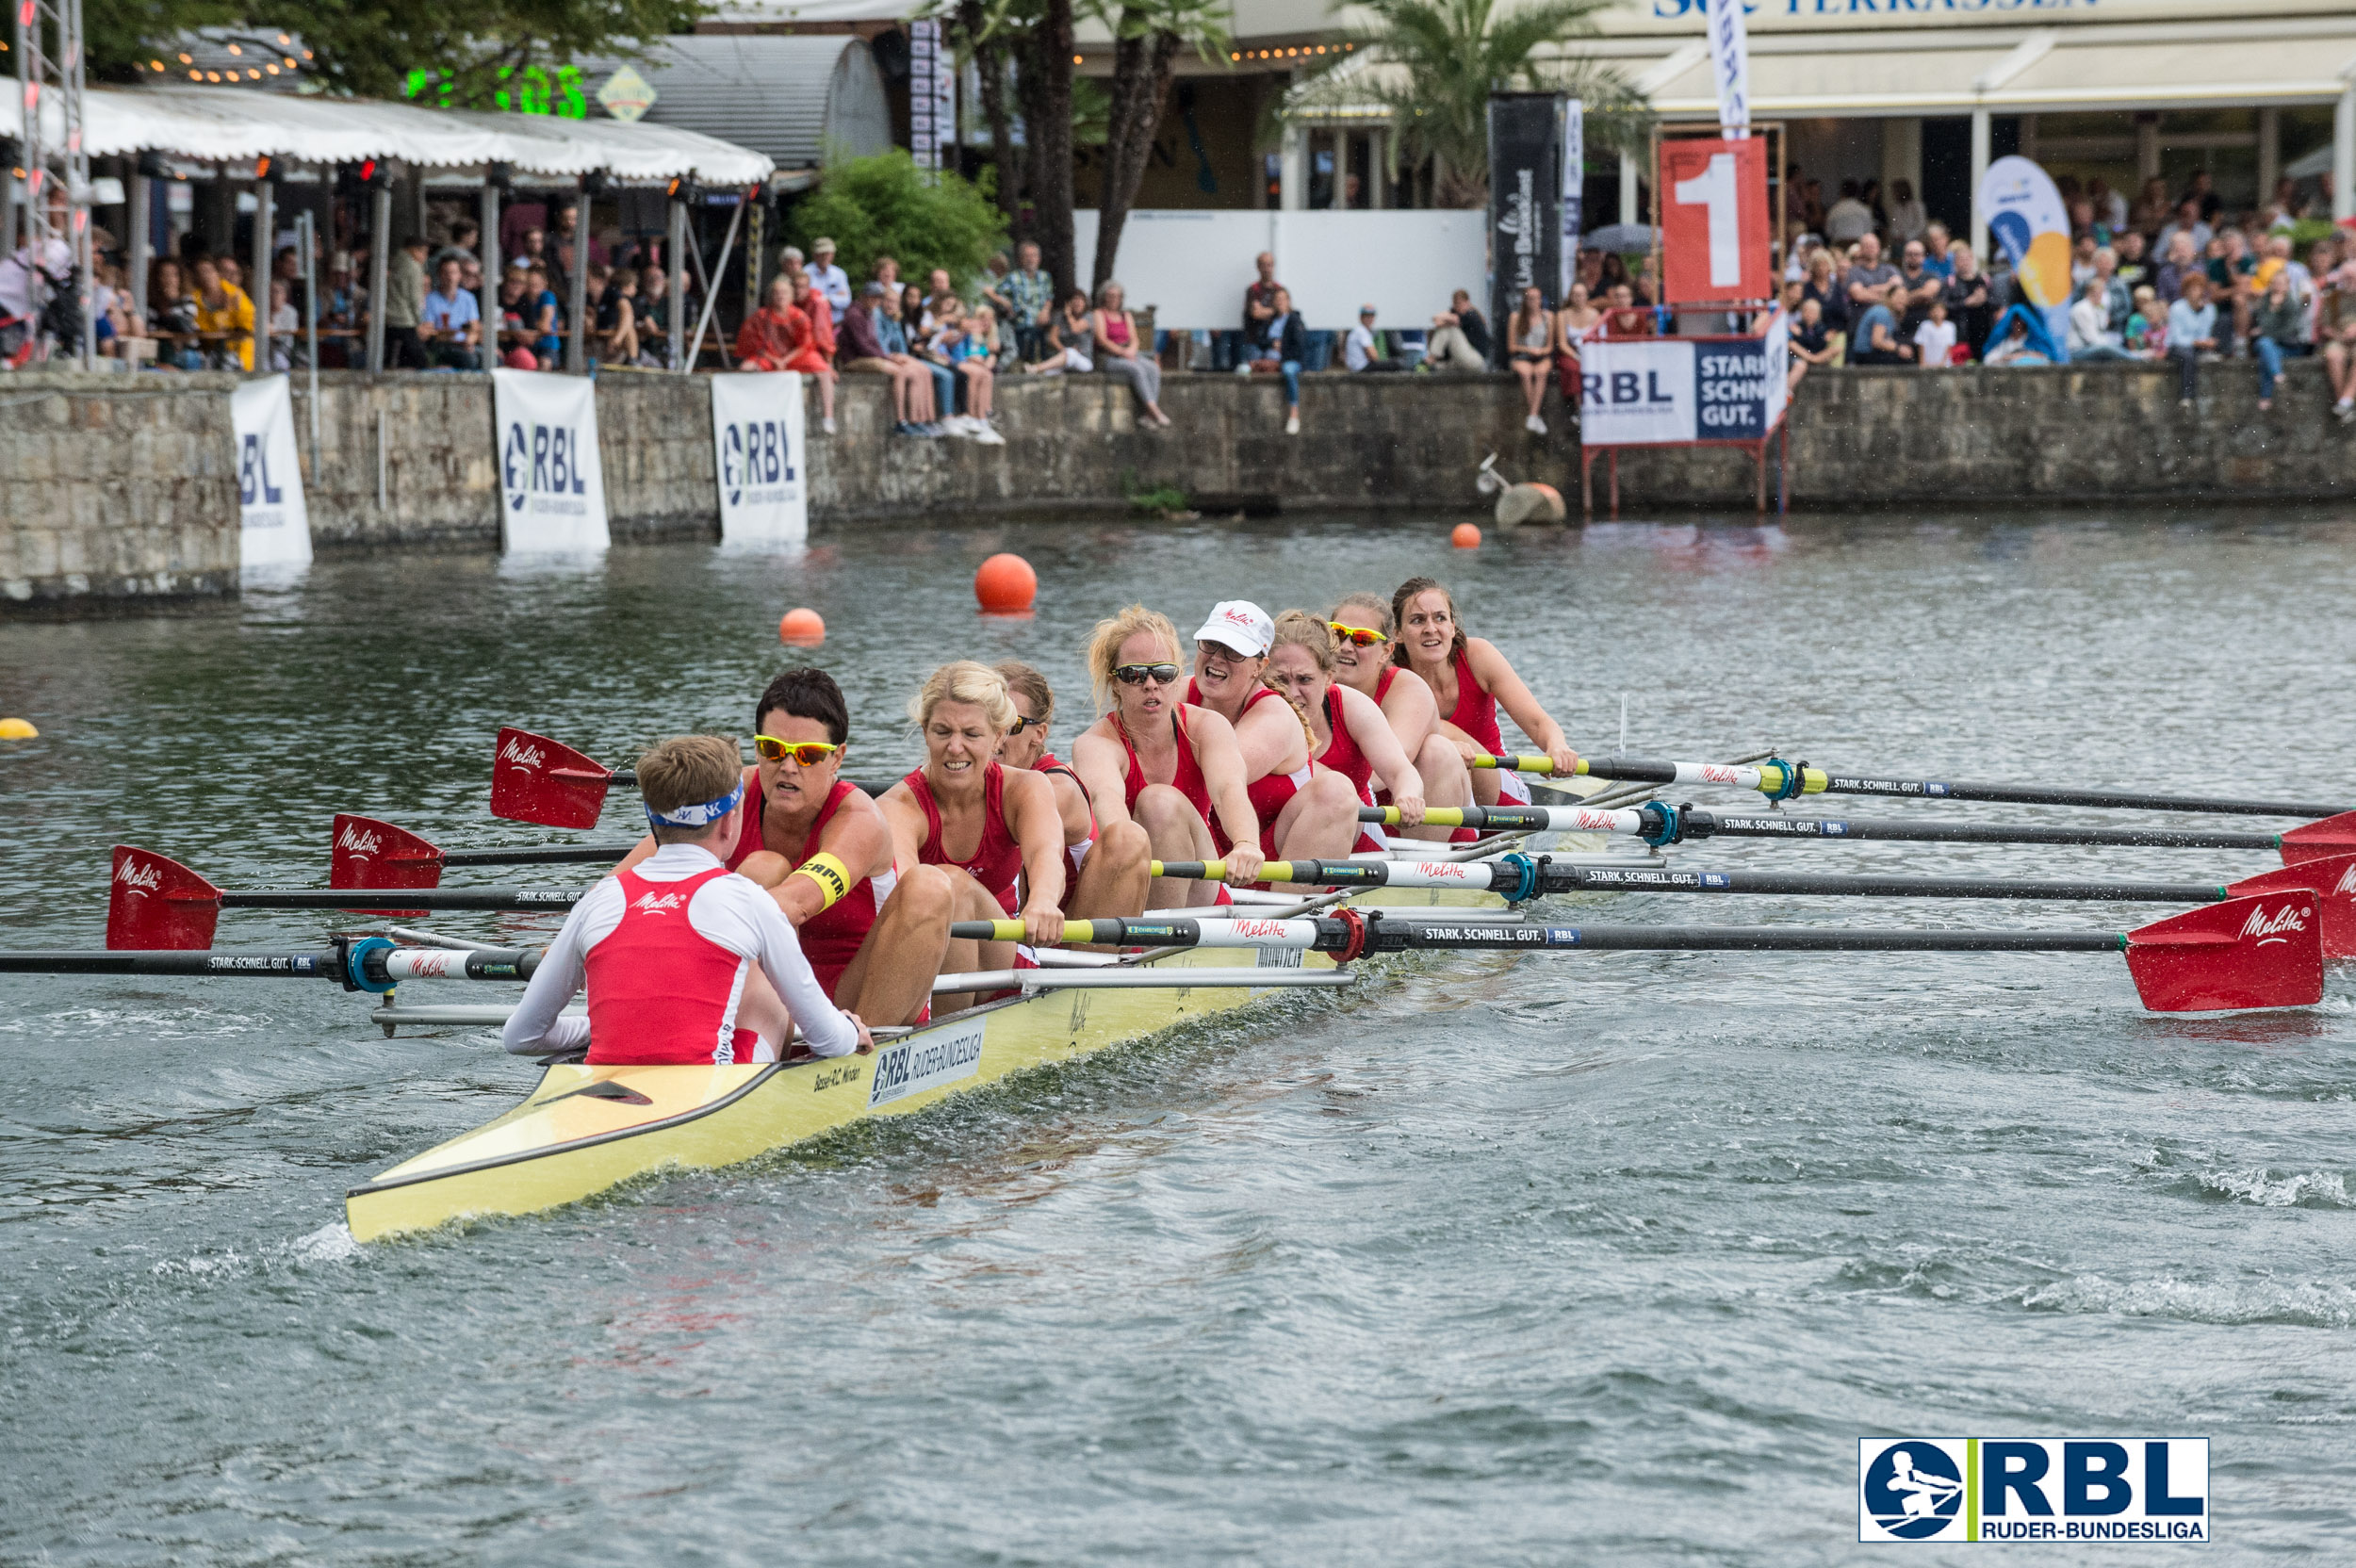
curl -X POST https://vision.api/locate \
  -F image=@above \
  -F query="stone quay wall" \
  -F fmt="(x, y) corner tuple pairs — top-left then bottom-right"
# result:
(4, 360), (2351, 614)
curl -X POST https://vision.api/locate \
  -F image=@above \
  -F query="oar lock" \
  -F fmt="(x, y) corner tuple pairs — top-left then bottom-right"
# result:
(1759, 759), (1810, 803)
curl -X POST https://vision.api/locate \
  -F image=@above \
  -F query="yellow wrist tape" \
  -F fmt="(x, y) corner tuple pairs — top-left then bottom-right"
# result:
(790, 851), (852, 910)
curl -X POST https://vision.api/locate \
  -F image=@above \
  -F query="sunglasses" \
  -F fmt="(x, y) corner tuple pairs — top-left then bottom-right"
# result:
(1113, 662), (1182, 686)
(1328, 622), (1389, 646)
(1007, 714), (1037, 736)
(754, 734), (843, 765)
(1197, 641), (1255, 663)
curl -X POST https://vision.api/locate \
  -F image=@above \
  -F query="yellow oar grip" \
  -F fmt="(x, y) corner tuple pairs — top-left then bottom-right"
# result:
(1382, 807), (1471, 825)
(1470, 754), (1558, 775)
(973, 918), (1108, 943)
(1803, 767), (1829, 794)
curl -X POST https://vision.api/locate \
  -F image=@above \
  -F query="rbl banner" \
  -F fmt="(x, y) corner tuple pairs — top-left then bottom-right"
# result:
(710, 371), (808, 547)
(1660, 136), (1771, 303)
(1577, 325), (1789, 448)
(491, 368), (610, 555)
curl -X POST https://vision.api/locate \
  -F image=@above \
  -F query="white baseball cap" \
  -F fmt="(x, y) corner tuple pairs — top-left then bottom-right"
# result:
(1191, 600), (1275, 658)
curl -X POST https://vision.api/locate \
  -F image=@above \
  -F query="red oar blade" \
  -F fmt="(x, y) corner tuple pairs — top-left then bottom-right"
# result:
(2279, 811), (2356, 867)
(2124, 891), (2322, 1012)
(2229, 853), (2356, 961)
(329, 814), (443, 918)
(489, 728), (613, 829)
(106, 846), (221, 951)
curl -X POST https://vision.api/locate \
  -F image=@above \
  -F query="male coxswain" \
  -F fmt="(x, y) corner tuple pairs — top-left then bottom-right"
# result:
(994, 660), (1152, 920)
(1325, 590), (1472, 842)
(1392, 576), (1580, 807)
(873, 662), (1070, 1012)
(1180, 599), (1362, 860)
(504, 735), (871, 1063)
(1070, 605), (1265, 908)
(616, 667), (957, 1026)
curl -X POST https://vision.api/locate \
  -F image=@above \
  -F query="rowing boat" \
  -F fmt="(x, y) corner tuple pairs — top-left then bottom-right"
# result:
(345, 787), (1646, 1241)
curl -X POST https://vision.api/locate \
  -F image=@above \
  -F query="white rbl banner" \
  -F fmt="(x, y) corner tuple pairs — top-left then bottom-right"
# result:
(710, 371), (808, 547)
(492, 368), (609, 554)
(229, 374), (311, 572)
(1579, 329), (1788, 447)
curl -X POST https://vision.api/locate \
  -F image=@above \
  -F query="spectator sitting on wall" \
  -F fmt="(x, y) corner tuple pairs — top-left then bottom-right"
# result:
(190, 254), (254, 371)
(1505, 285), (1554, 435)
(2066, 276), (2130, 362)
(1824, 180), (1874, 246)
(2207, 228), (2258, 344)
(945, 302), (1002, 439)
(1423, 289), (1489, 370)
(1788, 293), (1835, 391)
(1023, 289), (1097, 377)
(809, 238), (852, 319)
(911, 287), (961, 417)
(1346, 303), (1401, 372)
(1911, 299), (1957, 368)
(790, 268), (836, 370)
(877, 285), (942, 432)
(736, 273), (840, 433)
(2125, 286), (2166, 358)
(1597, 283), (1652, 339)
(1243, 250), (1283, 345)
(2319, 254), (2356, 420)
(2247, 266), (2307, 413)
(1842, 234), (1900, 318)
(1000, 240), (1055, 366)
(841, 281), (937, 435)
(1848, 279), (1910, 366)
(1091, 279), (1171, 427)
(2086, 245), (2131, 338)
(1981, 309), (2051, 367)
(1553, 282), (1597, 405)
(2167, 272), (2219, 408)
(385, 234), (430, 369)
(921, 269), (958, 335)
(598, 268), (641, 367)
(418, 254), (483, 370)
(1243, 285), (1308, 436)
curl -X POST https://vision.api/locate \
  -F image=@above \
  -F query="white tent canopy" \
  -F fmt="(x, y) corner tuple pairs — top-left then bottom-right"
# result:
(0, 82), (773, 183)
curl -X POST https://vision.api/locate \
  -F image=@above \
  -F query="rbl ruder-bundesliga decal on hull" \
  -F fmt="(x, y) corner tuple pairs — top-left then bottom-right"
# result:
(491, 368), (611, 554)
(1858, 1437), (2209, 1544)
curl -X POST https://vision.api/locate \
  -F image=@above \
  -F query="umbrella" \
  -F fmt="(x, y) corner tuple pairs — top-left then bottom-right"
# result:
(1579, 223), (1659, 254)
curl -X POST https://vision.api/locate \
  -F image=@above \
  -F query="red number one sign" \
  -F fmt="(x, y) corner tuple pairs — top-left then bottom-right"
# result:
(1660, 137), (1770, 303)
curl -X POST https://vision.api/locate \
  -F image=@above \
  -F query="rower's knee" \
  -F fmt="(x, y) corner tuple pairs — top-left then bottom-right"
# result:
(1100, 819), (1152, 867)
(1133, 785), (1198, 845)
(1305, 768), (1359, 816)
(892, 863), (957, 928)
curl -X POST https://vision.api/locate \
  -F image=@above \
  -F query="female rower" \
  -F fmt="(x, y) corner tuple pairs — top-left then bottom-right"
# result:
(876, 662), (1070, 1014)
(1391, 577), (1581, 807)
(1181, 599), (1362, 862)
(1326, 591), (1472, 842)
(1261, 612), (1426, 854)
(994, 661), (1152, 920)
(1070, 604), (1265, 907)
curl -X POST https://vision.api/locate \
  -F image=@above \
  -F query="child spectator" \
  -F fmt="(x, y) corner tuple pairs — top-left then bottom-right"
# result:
(2125, 286), (2166, 358)
(1912, 299), (1956, 368)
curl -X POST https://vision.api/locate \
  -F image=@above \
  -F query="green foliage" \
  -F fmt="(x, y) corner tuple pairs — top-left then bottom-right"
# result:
(1121, 470), (1189, 514)
(787, 151), (1011, 294)
(2287, 217), (2341, 250)
(1296, 0), (1646, 206)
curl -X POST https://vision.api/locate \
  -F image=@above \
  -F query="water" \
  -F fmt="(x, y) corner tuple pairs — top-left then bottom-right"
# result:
(4, 510), (2354, 1564)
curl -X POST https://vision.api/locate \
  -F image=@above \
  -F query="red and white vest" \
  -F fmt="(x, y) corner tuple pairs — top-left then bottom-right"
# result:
(583, 865), (760, 1066)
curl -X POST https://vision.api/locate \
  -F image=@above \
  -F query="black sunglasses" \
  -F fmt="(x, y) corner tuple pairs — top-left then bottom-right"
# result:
(1113, 662), (1182, 686)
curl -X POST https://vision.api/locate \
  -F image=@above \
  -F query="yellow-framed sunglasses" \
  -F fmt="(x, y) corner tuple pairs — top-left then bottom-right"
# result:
(754, 734), (843, 765)
(1327, 622), (1390, 646)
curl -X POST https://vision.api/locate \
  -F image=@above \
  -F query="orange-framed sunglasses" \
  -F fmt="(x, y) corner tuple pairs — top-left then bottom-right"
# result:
(1327, 622), (1390, 646)
(754, 734), (843, 765)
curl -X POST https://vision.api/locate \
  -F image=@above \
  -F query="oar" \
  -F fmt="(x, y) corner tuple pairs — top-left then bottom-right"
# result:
(953, 890), (2325, 1013)
(1473, 752), (2348, 819)
(489, 728), (896, 828)
(0, 937), (538, 988)
(107, 846), (579, 951)
(1151, 851), (2356, 957)
(331, 815), (637, 888)
(1357, 804), (2356, 867)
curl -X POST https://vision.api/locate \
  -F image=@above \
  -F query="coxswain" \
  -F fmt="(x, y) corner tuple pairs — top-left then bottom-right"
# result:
(1070, 605), (1265, 908)
(1260, 611), (1427, 854)
(616, 667), (957, 1026)
(875, 662), (1069, 1013)
(1325, 591), (1472, 842)
(1181, 599), (1362, 860)
(994, 660), (1152, 919)
(505, 735), (870, 1063)
(1391, 577), (1580, 807)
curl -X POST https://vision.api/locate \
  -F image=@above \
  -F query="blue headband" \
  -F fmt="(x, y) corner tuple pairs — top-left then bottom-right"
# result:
(645, 778), (744, 830)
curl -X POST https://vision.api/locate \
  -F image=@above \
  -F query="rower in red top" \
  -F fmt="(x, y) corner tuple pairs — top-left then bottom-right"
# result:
(875, 662), (1071, 1013)
(1326, 590), (1472, 842)
(1071, 604), (1264, 908)
(1180, 599), (1362, 861)
(616, 668), (956, 1026)
(994, 660), (1152, 921)
(1392, 576), (1580, 808)
(1261, 611), (1427, 854)
(505, 734), (871, 1064)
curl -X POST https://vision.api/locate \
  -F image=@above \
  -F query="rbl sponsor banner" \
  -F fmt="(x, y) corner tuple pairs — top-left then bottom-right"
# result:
(1661, 136), (1771, 303)
(229, 374), (311, 571)
(1579, 333), (1785, 446)
(710, 371), (808, 547)
(491, 368), (610, 554)
(1858, 1437), (2209, 1544)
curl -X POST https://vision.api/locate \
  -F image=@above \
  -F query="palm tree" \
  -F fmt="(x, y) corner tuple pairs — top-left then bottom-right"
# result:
(1298, 0), (1646, 208)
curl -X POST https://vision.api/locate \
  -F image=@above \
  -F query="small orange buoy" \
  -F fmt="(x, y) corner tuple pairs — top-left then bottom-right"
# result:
(1451, 522), (1482, 549)
(778, 607), (826, 646)
(974, 552), (1038, 613)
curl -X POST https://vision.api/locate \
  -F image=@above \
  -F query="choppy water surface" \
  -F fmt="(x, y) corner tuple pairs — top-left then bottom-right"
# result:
(4, 509), (2355, 1564)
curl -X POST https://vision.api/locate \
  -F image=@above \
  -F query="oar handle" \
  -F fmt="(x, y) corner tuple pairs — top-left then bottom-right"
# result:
(1470, 754), (1558, 775)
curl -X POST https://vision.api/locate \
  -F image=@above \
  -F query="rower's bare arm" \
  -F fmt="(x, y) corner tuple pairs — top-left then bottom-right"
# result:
(1470, 637), (1579, 770)
(1190, 709), (1267, 881)
(1072, 732), (1137, 831)
(1346, 686), (1425, 823)
(1378, 668), (1443, 755)
(872, 788), (928, 878)
(1232, 697), (1307, 778)
(1047, 770), (1093, 847)
(771, 792), (895, 925)
(1006, 770), (1068, 944)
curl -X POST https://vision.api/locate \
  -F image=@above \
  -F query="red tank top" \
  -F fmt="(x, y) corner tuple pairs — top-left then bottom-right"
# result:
(726, 777), (888, 997)
(904, 761), (1023, 913)
(1375, 665), (1399, 704)
(584, 865), (761, 1066)
(1035, 752), (1096, 841)
(1443, 645), (1505, 755)
(1187, 678), (1310, 854)
(1321, 686), (1389, 857)
(1117, 707), (1215, 822)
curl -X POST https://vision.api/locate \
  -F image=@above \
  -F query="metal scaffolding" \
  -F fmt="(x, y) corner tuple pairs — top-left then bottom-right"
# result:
(12, 0), (95, 367)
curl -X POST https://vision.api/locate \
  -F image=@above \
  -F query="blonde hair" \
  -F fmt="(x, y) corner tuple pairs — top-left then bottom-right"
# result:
(994, 661), (1054, 727)
(635, 735), (744, 839)
(908, 660), (1017, 733)
(1086, 604), (1181, 711)
(1261, 611), (1329, 750)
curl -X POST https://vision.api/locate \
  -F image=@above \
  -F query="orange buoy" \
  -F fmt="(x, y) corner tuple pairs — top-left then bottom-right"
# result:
(1451, 522), (1482, 549)
(974, 552), (1038, 613)
(778, 607), (826, 646)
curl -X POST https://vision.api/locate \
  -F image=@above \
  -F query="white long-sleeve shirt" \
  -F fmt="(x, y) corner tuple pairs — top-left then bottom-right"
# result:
(502, 842), (859, 1060)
